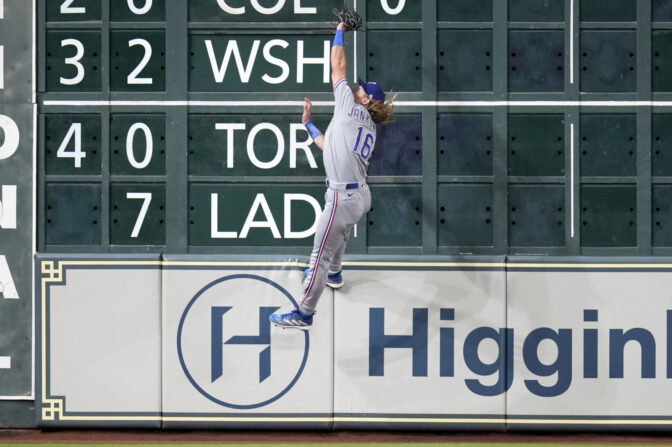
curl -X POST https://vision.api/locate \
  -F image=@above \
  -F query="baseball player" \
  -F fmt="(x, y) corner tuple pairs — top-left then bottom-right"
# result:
(270, 13), (396, 330)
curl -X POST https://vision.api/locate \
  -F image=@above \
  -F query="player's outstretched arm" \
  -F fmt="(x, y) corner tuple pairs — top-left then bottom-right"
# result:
(331, 22), (347, 87)
(302, 98), (324, 150)
(330, 8), (362, 86)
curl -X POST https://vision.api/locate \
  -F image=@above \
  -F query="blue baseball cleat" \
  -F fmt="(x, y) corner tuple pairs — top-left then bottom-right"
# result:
(304, 268), (344, 289)
(269, 308), (314, 330)
(326, 270), (343, 289)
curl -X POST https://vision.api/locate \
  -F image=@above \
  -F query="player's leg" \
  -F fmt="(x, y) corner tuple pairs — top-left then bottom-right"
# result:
(325, 224), (351, 288)
(304, 227), (347, 289)
(324, 188), (369, 289)
(299, 189), (350, 315)
(271, 189), (344, 328)
(303, 189), (336, 289)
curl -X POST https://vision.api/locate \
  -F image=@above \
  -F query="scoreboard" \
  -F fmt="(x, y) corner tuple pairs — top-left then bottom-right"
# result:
(28, 0), (672, 258)
(39, 0), (350, 253)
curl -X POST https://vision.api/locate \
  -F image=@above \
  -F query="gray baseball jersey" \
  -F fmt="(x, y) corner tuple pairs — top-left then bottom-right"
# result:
(323, 77), (377, 184)
(298, 77), (375, 316)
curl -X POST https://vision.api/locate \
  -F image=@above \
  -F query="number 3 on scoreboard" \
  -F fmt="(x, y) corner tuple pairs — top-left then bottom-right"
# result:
(60, 39), (85, 86)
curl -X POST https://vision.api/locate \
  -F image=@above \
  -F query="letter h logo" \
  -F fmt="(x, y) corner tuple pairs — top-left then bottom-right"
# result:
(211, 306), (279, 384)
(369, 307), (428, 377)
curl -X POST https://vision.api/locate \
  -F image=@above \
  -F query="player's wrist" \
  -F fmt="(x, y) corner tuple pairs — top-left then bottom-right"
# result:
(333, 29), (344, 47)
(305, 121), (323, 140)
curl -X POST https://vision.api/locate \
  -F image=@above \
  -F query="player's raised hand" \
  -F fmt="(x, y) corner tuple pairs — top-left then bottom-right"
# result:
(302, 97), (312, 125)
(333, 8), (362, 31)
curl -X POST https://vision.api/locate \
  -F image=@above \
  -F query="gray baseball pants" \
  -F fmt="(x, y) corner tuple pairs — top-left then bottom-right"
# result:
(299, 183), (370, 315)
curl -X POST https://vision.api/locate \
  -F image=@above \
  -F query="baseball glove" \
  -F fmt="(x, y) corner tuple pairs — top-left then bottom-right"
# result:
(333, 7), (363, 31)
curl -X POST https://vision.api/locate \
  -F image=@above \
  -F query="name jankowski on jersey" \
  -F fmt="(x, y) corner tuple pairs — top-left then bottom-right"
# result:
(346, 106), (372, 126)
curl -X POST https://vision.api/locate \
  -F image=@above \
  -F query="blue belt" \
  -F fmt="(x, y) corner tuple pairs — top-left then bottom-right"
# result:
(327, 179), (360, 190)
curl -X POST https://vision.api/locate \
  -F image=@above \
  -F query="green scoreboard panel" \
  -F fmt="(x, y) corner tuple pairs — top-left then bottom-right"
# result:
(34, 0), (672, 256)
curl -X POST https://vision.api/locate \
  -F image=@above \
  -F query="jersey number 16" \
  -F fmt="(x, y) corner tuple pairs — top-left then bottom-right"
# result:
(353, 127), (374, 161)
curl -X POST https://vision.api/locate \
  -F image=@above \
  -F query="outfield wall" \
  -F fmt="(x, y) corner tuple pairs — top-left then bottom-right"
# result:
(34, 255), (672, 430)
(2, 0), (672, 431)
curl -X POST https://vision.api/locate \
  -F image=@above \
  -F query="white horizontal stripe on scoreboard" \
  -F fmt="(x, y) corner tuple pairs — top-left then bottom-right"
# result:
(41, 100), (672, 107)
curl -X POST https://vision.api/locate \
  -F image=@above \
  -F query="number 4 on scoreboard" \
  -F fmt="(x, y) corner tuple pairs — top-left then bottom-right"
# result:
(56, 122), (86, 168)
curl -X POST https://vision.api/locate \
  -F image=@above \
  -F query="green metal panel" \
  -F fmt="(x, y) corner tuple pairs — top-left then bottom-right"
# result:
(0, 402), (34, 428)
(189, 33), (333, 92)
(189, 184), (325, 247)
(438, 184), (493, 247)
(652, 114), (672, 176)
(637, 1), (653, 256)
(188, 0), (341, 22)
(580, 0), (636, 22)
(580, 185), (637, 247)
(653, 185), (672, 247)
(579, 31), (637, 92)
(1, 1), (34, 402)
(188, 114), (326, 177)
(110, 31), (166, 92)
(437, 114), (493, 176)
(508, 31), (564, 92)
(580, 114), (636, 177)
(0, 226), (28, 393)
(438, 0), (492, 21)
(110, 0), (166, 22)
(368, 185), (422, 247)
(0, 0), (33, 104)
(368, 115), (422, 176)
(437, 30), (493, 92)
(46, 31), (102, 92)
(46, 0), (101, 21)
(652, 31), (672, 92)
(367, 31), (422, 92)
(508, 114), (564, 176)
(44, 114), (102, 175)
(45, 183), (102, 246)
(0, 104), (33, 398)
(110, 114), (166, 176)
(110, 183), (166, 246)
(421, 1), (438, 256)
(508, 184), (564, 247)
(367, 0), (421, 22)
(508, 0), (563, 22)
(163, 0), (189, 253)
(653, 0), (672, 21)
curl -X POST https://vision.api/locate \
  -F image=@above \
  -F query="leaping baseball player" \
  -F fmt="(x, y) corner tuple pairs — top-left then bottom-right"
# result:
(270, 8), (396, 330)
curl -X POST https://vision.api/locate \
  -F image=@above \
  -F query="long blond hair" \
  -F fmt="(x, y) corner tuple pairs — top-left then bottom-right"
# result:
(367, 93), (398, 125)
